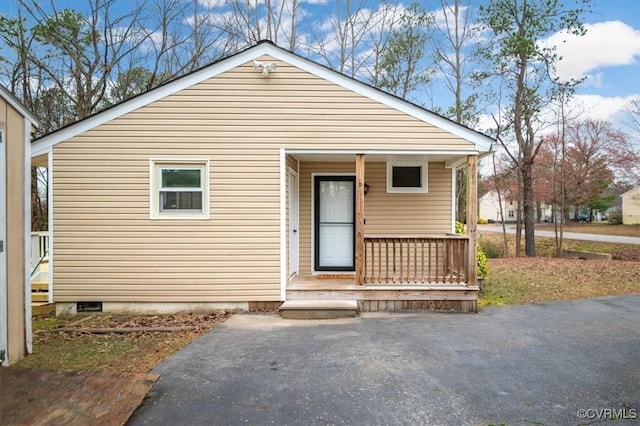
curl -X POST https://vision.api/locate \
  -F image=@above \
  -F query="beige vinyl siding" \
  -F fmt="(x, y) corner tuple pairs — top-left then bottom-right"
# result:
(1, 97), (27, 362)
(622, 186), (640, 225)
(298, 161), (452, 276)
(53, 55), (465, 302)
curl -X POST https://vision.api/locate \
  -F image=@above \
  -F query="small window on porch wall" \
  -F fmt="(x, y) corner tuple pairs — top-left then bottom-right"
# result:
(386, 161), (428, 193)
(150, 159), (209, 219)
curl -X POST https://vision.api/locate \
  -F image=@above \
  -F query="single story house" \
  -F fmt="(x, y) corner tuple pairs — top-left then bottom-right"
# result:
(31, 41), (493, 316)
(1, 85), (38, 365)
(621, 186), (640, 225)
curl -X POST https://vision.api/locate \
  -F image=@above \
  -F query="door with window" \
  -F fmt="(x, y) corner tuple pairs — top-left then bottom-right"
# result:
(314, 176), (355, 271)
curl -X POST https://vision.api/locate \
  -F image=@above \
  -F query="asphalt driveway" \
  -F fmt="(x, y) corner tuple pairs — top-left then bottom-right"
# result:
(129, 295), (640, 425)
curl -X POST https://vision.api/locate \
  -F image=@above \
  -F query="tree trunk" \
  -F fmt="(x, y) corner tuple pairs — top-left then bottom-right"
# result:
(515, 197), (522, 257)
(522, 157), (536, 256)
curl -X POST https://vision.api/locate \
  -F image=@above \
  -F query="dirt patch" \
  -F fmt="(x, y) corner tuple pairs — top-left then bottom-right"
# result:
(15, 307), (234, 373)
(0, 368), (158, 426)
(480, 258), (640, 307)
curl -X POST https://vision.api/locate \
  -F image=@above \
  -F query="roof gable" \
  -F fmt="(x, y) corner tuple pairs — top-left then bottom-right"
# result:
(621, 185), (640, 198)
(0, 85), (39, 127)
(32, 41), (493, 157)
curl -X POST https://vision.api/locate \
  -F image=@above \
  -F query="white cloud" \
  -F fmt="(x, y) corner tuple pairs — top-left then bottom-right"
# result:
(474, 94), (639, 137)
(542, 21), (640, 82)
(565, 94), (639, 122)
(197, 0), (227, 8)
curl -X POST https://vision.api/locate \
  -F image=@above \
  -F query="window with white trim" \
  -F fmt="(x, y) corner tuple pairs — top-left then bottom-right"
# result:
(386, 160), (428, 193)
(150, 160), (209, 219)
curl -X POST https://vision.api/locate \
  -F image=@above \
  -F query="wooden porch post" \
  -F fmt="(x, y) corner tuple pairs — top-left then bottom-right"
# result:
(355, 154), (365, 285)
(466, 155), (478, 286)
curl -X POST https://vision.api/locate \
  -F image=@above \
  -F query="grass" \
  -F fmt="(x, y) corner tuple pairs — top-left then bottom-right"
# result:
(479, 258), (640, 308)
(477, 228), (640, 308)
(535, 222), (640, 237)
(478, 231), (640, 260)
(14, 306), (232, 373)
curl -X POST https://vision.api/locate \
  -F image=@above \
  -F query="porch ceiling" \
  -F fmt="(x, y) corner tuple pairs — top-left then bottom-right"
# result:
(32, 153), (48, 168)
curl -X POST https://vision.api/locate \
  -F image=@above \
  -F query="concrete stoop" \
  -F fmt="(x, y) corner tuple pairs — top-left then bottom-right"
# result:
(280, 299), (358, 319)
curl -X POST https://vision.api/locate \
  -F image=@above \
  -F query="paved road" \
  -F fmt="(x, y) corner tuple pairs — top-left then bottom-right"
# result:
(129, 295), (640, 425)
(479, 224), (640, 245)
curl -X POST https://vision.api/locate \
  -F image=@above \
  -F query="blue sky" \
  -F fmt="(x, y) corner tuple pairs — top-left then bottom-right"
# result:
(1, 0), (638, 131)
(541, 0), (640, 126)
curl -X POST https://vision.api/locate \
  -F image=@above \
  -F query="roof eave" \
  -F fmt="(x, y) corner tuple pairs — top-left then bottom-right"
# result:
(31, 41), (495, 156)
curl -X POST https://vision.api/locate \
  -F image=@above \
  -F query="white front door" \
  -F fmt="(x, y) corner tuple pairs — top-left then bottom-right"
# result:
(288, 169), (299, 277)
(315, 176), (355, 271)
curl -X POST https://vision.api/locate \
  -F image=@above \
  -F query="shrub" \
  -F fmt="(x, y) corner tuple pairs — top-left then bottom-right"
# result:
(455, 221), (490, 278)
(608, 211), (622, 224)
(479, 239), (503, 258)
(476, 243), (489, 279)
(477, 217), (489, 224)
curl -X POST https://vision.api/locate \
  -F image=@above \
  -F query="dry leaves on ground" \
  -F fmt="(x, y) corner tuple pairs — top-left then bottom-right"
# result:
(20, 309), (235, 373)
(482, 258), (640, 306)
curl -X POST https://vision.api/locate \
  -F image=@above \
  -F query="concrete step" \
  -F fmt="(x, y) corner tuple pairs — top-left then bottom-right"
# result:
(280, 299), (358, 319)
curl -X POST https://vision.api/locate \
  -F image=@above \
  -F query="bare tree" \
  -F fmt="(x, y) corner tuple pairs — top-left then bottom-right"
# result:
(307, 0), (399, 78)
(212, 0), (303, 51)
(16, 0), (150, 121)
(479, 0), (590, 257)
(374, 2), (433, 99)
(432, 0), (483, 223)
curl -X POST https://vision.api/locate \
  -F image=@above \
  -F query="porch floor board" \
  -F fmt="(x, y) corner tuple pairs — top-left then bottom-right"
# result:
(287, 275), (479, 303)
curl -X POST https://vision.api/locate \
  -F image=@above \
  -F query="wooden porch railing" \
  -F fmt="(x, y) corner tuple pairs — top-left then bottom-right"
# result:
(364, 235), (469, 284)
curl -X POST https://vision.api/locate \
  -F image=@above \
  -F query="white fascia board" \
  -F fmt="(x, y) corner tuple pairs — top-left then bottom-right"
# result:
(31, 42), (493, 155)
(0, 86), (39, 128)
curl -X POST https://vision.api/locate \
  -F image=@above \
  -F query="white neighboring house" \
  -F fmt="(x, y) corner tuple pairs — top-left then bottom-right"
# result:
(478, 189), (518, 223)
(479, 189), (552, 223)
(621, 186), (640, 225)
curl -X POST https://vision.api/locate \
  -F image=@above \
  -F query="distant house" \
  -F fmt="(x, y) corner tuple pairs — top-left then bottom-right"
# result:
(1, 85), (39, 365)
(479, 189), (554, 223)
(479, 189), (518, 223)
(31, 41), (494, 316)
(621, 186), (640, 225)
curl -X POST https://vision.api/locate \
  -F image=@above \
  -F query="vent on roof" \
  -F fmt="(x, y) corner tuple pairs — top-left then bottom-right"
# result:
(77, 302), (102, 313)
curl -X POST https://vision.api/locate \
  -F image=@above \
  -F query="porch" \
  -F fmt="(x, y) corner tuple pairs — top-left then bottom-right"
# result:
(282, 151), (479, 315)
(283, 234), (479, 316)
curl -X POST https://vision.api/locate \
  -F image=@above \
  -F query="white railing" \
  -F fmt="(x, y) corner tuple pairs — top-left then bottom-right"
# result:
(30, 231), (49, 268)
